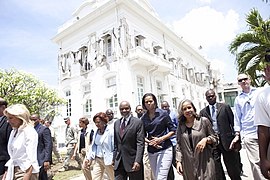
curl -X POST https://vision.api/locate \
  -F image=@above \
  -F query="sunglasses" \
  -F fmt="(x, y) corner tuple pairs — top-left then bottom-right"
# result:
(238, 78), (248, 82)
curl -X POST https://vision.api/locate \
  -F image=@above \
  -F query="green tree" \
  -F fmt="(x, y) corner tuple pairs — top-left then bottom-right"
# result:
(0, 68), (65, 118)
(229, 8), (270, 87)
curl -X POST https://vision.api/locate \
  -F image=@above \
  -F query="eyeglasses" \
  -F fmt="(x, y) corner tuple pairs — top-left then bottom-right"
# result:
(238, 78), (248, 83)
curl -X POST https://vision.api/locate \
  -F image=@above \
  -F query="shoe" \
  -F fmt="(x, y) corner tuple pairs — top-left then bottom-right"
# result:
(58, 167), (67, 172)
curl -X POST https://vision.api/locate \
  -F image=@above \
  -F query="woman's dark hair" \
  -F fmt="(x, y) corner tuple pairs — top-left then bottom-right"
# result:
(79, 117), (89, 125)
(177, 99), (200, 124)
(141, 93), (158, 110)
(93, 112), (108, 124)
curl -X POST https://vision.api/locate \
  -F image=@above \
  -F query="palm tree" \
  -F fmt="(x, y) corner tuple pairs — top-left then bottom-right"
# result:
(229, 8), (270, 87)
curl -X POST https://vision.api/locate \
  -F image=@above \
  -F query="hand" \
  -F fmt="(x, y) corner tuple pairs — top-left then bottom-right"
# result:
(260, 159), (270, 179)
(131, 162), (141, 172)
(195, 137), (207, 154)
(149, 136), (163, 147)
(43, 161), (50, 171)
(83, 159), (92, 168)
(229, 135), (240, 150)
(176, 161), (183, 175)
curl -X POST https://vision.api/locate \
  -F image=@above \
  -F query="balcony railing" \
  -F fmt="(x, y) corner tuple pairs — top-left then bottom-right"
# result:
(128, 46), (171, 73)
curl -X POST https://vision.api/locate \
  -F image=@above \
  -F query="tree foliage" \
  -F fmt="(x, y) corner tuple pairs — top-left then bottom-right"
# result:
(0, 69), (65, 118)
(229, 8), (270, 87)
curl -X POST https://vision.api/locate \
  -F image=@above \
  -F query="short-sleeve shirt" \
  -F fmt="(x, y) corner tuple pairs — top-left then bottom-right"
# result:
(255, 86), (270, 127)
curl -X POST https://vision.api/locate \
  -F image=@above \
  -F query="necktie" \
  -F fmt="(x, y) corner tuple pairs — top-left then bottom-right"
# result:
(211, 105), (218, 132)
(211, 105), (216, 118)
(120, 118), (126, 137)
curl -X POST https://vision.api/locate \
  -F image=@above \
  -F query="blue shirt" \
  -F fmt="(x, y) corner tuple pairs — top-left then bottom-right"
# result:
(34, 123), (42, 132)
(234, 88), (258, 138)
(141, 108), (176, 153)
(169, 111), (178, 146)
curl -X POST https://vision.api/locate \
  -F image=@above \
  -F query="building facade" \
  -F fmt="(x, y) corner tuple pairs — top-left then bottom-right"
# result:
(52, 0), (221, 122)
(218, 82), (241, 109)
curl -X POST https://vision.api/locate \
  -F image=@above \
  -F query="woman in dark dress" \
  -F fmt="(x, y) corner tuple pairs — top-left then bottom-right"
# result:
(176, 99), (218, 180)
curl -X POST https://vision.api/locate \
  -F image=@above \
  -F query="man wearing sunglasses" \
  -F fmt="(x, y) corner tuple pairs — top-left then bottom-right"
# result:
(255, 58), (270, 179)
(230, 73), (264, 179)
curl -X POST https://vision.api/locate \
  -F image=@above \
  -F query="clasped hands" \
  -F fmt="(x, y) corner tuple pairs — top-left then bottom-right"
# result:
(146, 136), (163, 149)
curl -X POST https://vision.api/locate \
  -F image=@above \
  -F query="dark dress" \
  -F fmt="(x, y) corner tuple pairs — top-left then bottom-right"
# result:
(176, 117), (218, 180)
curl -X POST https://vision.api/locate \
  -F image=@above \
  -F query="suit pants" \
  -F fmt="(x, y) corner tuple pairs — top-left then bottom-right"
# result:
(213, 143), (241, 180)
(115, 160), (144, 180)
(0, 160), (6, 176)
(148, 147), (172, 180)
(39, 166), (48, 180)
(243, 137), (266, 179)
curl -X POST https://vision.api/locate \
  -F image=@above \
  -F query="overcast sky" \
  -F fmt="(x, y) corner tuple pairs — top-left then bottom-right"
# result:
(0, 0), (269, 87)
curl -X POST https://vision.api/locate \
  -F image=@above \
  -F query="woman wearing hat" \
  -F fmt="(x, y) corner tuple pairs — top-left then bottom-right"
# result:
(2, 104), (39, 180)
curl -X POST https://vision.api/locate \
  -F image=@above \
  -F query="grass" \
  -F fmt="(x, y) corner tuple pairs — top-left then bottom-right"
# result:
(50, 153), (83, 180)
(53, 169), (82, 180)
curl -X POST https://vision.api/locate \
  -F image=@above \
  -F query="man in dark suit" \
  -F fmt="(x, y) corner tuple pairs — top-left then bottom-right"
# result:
(0, 98), (12, 179)
(31, 114), (52, 180)
(113, 101), (145, 180)
(200, 89), (242, 180)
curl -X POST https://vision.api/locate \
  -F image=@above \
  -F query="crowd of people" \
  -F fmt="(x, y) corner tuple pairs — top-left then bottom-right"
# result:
(0, 63), (270, 180)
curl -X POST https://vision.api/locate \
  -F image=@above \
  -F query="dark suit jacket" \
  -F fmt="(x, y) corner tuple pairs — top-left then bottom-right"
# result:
(113, 116), (145, 172)
(200, 103), (235, 151)
(0, 116), (12, 162)
(36, 123), (52, 166)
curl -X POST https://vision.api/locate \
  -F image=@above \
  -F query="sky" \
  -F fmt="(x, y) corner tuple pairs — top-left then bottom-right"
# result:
(0, 0), (269, 87)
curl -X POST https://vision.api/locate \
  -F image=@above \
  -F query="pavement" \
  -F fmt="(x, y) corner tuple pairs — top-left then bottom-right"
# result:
(71, 146), (253, 180)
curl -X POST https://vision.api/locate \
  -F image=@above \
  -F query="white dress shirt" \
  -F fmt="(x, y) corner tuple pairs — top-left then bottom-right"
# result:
(5, 125), (39, 180)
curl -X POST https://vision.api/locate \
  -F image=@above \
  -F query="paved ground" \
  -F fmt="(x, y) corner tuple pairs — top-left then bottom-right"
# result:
(71, 146), (253, 180)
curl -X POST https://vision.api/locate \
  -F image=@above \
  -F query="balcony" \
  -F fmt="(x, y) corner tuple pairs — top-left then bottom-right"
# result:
(128, 46), (171, 73)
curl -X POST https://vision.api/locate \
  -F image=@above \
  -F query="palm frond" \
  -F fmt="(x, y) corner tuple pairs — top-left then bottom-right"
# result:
(246, 8), (263, 30)
(229, 8), (270, 87)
